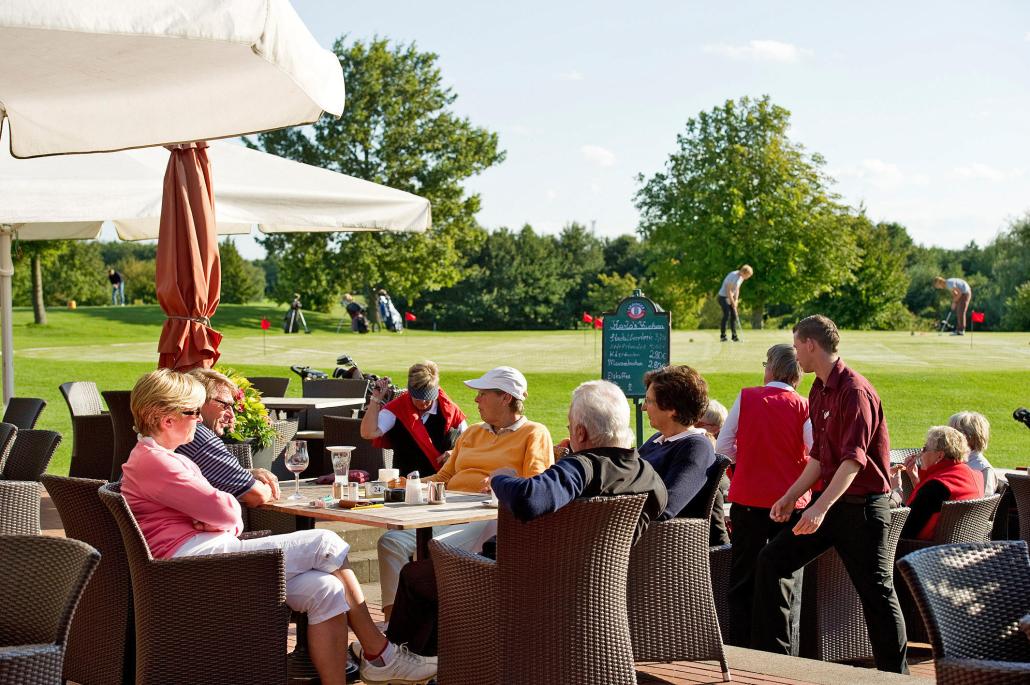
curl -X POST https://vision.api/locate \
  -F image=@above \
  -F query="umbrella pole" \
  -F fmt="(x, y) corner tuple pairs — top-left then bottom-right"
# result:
(0, 225), (14, 402)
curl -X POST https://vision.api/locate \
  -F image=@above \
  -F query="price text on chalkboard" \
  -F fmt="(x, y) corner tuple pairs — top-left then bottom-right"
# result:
(601, 294), (671, 398)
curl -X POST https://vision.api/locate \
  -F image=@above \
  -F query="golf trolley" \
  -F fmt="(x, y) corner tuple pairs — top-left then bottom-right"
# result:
(289, 354), (398, 404)
(935, 310), (955, 334)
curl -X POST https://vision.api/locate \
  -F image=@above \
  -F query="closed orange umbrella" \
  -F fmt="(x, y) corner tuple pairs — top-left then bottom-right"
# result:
(156, 142), (222, 371)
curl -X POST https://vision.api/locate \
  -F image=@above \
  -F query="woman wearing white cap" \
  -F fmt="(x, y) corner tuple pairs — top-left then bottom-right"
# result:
(376, 366), (553, 621)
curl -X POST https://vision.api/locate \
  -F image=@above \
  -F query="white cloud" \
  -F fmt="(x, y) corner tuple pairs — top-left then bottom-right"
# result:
(702, 40), (813, 63)
(545, 189), (558, 201)
(830, 159), (929, 191)
(554, 69), (584, 81)
(581, 144), (616, 167)
(953, 163), (1023, 182)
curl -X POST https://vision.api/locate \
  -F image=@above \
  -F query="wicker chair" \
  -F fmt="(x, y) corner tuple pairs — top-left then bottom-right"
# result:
(102, 390), (136, 481)
(60, 381), (115, 480)
(628, 517), (730, 680)
(2, 397), (46, 429)
(682, 455), (731, 543)
(1006, 473), (1030, 543)
(41, 476), (135, 685)
(896, 494), (1003, 643)
(301, 378), (368, 399)
(98, 483), (289, 684)
(798, 506), (910, 662)
(0, 422), (16, 476)
(246, 376), (290, 397)
(897, 541), (1030, 684)
(0, 535), (100, 685)
(432, 495), (646, 685)
(0, 429), (62, 536)
(322, 414), (392, 474)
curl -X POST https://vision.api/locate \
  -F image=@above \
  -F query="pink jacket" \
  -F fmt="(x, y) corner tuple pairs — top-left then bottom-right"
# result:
(121, 436), (243, 559)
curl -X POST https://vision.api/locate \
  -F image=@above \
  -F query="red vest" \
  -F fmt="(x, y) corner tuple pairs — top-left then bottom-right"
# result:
(907, 459), (984, 541)
(728, 385), (811, 509)
(372, 388), (466, 469)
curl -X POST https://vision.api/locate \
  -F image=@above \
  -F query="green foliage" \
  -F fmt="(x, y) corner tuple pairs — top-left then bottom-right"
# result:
(253, 36), (504, 311)
(556, 223), (606, 326)
(12, 240), (108, 307)
(210, 367), (277, 448)
(635, 95), (859, 323)
(1002, 281), (1030, 330)
(805, 217), (912, 329)
(584, 272), (639, 317)
(117, 256), (157, 304)
(218, 238), (265, 304)
(603, 234), (648, 282)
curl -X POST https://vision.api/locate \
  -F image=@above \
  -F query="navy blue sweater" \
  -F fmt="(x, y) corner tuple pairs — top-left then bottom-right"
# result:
(638, 431), (715, 520)
(490, 446), (668, 543)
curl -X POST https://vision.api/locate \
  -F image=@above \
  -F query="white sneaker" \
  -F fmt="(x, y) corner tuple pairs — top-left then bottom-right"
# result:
(360, 643), (437, 685)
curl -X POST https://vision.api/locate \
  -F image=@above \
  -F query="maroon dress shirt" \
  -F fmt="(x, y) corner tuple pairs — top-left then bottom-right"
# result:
(808, 358), (891, 496)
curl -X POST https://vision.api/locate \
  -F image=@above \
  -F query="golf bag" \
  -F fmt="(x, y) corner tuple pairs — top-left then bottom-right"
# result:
(1014, 407), (1030, 431)
(935, 310), (954, 333)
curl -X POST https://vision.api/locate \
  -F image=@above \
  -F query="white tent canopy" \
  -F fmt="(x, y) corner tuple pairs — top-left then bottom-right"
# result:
(0, 136), (432, 238)
(0, 0), (345, 159)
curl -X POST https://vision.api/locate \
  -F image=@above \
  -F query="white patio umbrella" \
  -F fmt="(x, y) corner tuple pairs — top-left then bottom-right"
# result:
(0, 0), (348, 400)
(0, 136), (431, 398)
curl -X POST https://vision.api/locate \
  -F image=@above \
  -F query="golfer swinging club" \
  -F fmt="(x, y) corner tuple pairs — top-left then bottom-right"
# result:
(933, 276), (971, 336)
(718, 264), (753, 342)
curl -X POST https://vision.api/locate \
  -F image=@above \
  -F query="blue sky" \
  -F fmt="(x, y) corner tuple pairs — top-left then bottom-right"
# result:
(232, 1), (1030, 258)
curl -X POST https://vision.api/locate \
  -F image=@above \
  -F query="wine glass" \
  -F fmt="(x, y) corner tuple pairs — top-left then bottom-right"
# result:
(284, 440), (309, 501)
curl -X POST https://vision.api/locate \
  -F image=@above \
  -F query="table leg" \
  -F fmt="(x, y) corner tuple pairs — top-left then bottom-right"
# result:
(414, 527), (432, 561)
(289, 515), (319, 682)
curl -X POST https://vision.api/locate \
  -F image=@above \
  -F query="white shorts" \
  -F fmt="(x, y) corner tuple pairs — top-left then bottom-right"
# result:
(175, 528), (351, 624)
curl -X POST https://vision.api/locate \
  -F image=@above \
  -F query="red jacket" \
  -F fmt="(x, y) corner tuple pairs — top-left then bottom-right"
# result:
(372, 388), (466, 469)
(728, 385), (811, 509)
(906, 459), (983, 541)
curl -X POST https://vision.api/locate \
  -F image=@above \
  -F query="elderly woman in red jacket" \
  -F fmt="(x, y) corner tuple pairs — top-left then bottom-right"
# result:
(896, 425), (983, 541)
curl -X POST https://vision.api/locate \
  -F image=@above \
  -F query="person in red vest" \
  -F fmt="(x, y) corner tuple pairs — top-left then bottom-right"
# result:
(360, 361), (468, 478)
(715, 343), (813, 646)
(895, 426), (982, 541)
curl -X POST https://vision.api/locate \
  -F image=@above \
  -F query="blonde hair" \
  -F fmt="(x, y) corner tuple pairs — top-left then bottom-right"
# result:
(933, 276), (946, 288)
(408, 361), (440, 392)
(925, 425), (970, 463)
(948, 411), (990, 453)
(131, 369), (206, 436)
(740, 264), (753, 276)
(186, 368), (236, 400)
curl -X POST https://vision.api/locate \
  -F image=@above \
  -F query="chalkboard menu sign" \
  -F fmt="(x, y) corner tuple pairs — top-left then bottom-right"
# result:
(601, 291), (671, 398)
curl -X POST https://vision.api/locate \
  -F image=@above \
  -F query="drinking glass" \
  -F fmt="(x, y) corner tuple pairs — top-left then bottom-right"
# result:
(284, 440), (309, 501)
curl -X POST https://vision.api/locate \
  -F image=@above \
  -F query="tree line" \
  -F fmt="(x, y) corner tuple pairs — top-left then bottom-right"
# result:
(12, 39), (1030, 331)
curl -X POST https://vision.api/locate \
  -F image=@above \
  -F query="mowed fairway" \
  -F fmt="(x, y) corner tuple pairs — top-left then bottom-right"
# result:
(9, 305), (1030, 473)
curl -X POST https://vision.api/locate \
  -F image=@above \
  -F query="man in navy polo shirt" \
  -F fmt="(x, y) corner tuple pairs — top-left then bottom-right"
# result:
(751, 315), (908, 674)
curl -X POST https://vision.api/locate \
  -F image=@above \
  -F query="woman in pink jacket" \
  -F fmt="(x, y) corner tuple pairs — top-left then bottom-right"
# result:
(120, 369), (436, 685)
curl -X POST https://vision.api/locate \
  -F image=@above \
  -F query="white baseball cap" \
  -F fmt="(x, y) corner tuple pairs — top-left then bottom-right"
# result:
(463, 366), (528, 400)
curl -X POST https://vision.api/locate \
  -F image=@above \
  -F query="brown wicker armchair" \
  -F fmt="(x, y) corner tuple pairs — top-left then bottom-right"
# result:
(1006, 473), (1030, 543)
(432, 495), (646, 685)
(0, 429), (62, 536)
(798, 506), (910, 662)
(897, 541), (1030, 684)
(60, 381), (115, 480)
(41, 475), (135, 685)
(896, 494), (1003, 643)
(0, 422), (16, 474)
(102, 390), (136, 481)
(323, 414), (392, 474)
(98, 483), (289, 684)
(2, 397), (46, 429)
(628, 517), (730, 680)
(0, 535), (100, 685)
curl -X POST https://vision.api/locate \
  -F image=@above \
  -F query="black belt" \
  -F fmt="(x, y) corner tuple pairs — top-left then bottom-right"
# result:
(841, 493), (887, 505)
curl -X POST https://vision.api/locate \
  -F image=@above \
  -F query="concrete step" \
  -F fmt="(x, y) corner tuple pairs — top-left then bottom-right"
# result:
(346, 548), (380, 584)
(315, 521), (385, 553)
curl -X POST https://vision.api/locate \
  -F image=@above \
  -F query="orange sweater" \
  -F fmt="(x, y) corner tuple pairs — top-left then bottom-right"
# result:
(426, 421), (553, 493)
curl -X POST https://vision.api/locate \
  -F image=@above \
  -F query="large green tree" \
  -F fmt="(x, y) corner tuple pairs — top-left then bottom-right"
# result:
(218, 238), (265, 304)
(253, 37), (504, 311)
(635, 96), (858, 328)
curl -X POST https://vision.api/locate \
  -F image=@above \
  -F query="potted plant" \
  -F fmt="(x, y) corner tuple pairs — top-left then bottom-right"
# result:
(214, 367), (277, 449)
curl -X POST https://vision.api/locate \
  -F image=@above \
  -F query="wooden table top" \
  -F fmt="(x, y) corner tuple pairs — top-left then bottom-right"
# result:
(258, 482), (499, 531)
(259, 396), (365, 410)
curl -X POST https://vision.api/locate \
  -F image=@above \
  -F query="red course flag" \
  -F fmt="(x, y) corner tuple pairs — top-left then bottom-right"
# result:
(971, 311), (985, 323)
(260, 318), (270, 330)
(593, 317), (603, 329)
(404, 311), (417, 322)
(582, 312), (594, 324)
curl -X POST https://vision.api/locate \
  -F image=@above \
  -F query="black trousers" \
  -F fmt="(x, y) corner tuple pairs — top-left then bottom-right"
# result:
(718, 296), (738, 339)
(385, 558), (439, 656)
(728, 503), (798, 648)
(751, 495), (908, 674)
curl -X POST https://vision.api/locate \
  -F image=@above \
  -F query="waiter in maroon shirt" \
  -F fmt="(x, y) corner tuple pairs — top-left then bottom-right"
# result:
(751, 315), (908, 674)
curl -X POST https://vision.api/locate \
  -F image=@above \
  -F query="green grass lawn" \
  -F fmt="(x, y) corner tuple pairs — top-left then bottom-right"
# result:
(9, 304), (1030, 473)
